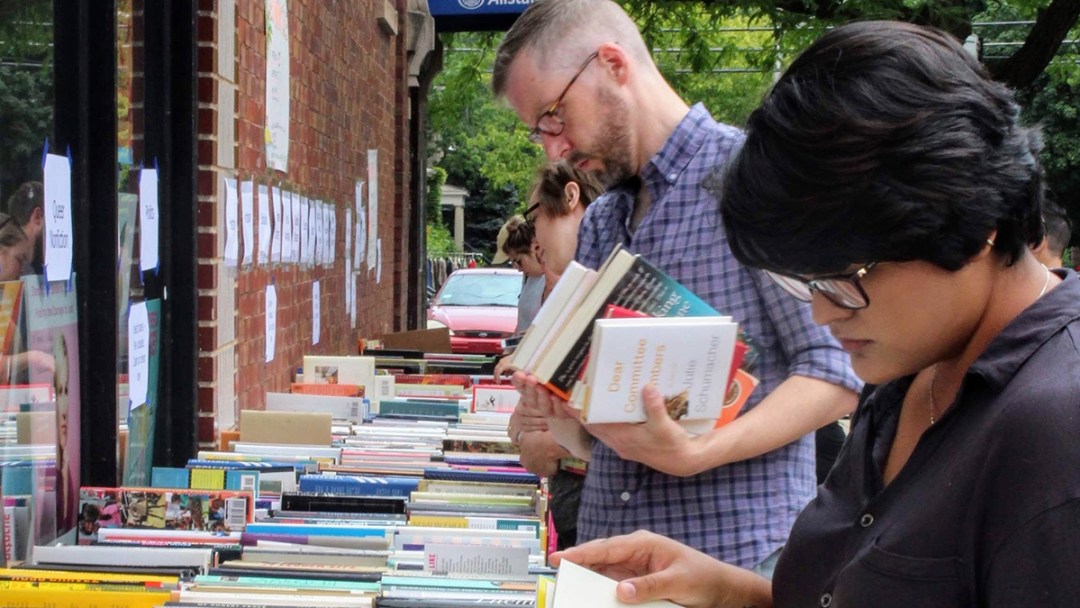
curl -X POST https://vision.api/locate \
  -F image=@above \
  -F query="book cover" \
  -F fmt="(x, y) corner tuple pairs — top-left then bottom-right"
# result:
(77, 487), (253, 545)
(533, 247), (719, 398)
(552, 560), (681, 607)
(302, 355), (375, 389)
(470, 385), (518, 414)
(22, 274), (81, 542)
(582, 317), (738, 425)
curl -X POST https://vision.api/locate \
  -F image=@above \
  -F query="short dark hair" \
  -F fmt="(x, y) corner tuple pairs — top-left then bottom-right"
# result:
(6, 181), (44, 226)
(1042, 198), (1072, 258)
(501, 215), (535, 256)
(717, 21), (1045, 275)
(531, 160), (604, 218)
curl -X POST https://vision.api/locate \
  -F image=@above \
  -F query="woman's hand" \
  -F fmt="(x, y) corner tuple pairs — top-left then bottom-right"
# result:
(552, 531), (773, 608)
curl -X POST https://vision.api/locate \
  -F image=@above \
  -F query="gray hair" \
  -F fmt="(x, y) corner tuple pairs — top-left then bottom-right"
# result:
(492, 0), (652, 96)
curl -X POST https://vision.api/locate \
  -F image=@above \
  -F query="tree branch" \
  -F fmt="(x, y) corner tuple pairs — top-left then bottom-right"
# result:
(987, 0), (1080, 89)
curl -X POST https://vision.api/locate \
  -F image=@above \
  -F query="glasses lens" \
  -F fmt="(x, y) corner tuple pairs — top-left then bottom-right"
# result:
(764, 271), (813, 302)
(527, 128), (543, 144)
(814, 279), (868, 309)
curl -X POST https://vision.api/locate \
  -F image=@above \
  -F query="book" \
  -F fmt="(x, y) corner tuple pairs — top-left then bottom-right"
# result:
(377, 399), (461, 419)
(22, 274), (82, 541)
(31, 543), (215, 572)
(77, 487), (253, 545)
(302, 355), (376, 390)
(470, 385), (518, 414)
(296, 474), (420, 499)
(552, 560), (682, 607)
(509, 262), (596, 372)
(278, 492), (408, 516)
(0, 587), (171, 608)
(265, 392), (368, 423)
(529, 246), (720, 399)
(580, 317), (739, 425)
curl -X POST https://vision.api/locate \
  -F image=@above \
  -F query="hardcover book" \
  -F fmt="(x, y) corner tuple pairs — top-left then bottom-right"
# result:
(530, 246), (720, 399)
(580, 317), (739, 425)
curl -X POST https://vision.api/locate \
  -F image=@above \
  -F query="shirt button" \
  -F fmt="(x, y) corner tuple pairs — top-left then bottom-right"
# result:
(620, 491), (632, 502)
(820, 592), (833, 607)
(860, 513), (874, 527)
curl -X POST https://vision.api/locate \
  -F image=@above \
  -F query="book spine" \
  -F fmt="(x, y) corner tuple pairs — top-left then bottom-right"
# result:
(378, 400), (460, 418)
(297, 475), (418, 497)
(0, 587), (171, 608)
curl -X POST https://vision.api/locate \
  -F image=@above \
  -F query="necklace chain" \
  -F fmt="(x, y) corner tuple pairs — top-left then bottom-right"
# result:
(929, 365), (939, 426)
(929, 265), (1052, 426)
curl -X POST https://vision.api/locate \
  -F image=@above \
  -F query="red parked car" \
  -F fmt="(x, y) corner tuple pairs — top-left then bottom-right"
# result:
(427, 268), (522, 355)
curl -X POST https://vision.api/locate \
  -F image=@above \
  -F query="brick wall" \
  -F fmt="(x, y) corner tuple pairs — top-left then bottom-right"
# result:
(195, 0), (410, 448)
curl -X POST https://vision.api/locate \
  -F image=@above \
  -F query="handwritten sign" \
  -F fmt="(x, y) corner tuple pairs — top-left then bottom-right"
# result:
(257, 184), (271, 265)
(224, 177), (239, 267)
(44, 153), (73, 282)
(128, 301), (149, 410)
(312, 280), (321, 345)
(139, 167), (159, 272)
(240, 181), (254, 266)
(265, 284), (277, 363)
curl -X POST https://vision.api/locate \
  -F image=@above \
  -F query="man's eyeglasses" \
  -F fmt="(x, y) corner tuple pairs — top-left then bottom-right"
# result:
(527, 51), (599, 144)
(764, 262), (879, 310)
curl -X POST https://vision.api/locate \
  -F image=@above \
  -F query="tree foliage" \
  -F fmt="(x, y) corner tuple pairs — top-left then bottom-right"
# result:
(426, 0), (1079, 256)
(0, 0), (52, 201)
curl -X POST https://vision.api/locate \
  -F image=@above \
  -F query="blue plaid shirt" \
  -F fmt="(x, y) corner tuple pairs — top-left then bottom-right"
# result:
(575, 104), (862, 567)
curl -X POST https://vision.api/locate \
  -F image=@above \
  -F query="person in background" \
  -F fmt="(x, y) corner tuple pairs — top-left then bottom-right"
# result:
(555, 21), (1080, 607)
(0, 212), (33, 282)
(496, 215), (546, 334)
(1032, 198), (1072, 268)
(528, 160), (604, 277)
(493, 0), (861, 573)
(5, 181), (45, 275)
(507, 160), (604, 550)
(0, 213), (53, 384)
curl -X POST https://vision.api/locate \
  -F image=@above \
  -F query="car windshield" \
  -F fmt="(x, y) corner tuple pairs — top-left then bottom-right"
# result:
(435, 273), (521, 307)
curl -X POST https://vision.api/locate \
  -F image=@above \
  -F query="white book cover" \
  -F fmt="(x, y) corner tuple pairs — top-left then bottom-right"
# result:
(512, 262), (597, 371)
(303, 355), (376, 391)
(583, 317), (737, 424)
(553, 560), (682, 607)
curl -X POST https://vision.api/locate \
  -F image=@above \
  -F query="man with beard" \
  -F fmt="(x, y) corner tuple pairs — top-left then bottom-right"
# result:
(492, 0), (862, 575)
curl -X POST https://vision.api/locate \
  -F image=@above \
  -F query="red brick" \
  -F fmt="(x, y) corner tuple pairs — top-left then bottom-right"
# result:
(198, 387), (215, 413)
(198, 414), (216, 443)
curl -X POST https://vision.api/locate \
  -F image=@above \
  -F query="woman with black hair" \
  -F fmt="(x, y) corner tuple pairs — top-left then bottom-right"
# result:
(554, 20), (1080, 607)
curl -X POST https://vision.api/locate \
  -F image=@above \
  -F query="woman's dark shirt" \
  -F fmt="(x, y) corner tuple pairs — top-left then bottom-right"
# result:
(773, 269), (1080, 607)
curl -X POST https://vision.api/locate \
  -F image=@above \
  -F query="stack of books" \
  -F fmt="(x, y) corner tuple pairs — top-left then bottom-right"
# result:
(510, 245), (757, 432)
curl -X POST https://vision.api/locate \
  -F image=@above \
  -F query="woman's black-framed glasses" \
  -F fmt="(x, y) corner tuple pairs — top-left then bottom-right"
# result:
(764, 262), (879, 310)
(527, 51), (600, 144)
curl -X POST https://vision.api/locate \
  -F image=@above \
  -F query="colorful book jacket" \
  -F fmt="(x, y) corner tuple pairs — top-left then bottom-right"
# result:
(541, 247), (719, 398)
(22, 274), (81, 543)
(77, 487), (254, 545)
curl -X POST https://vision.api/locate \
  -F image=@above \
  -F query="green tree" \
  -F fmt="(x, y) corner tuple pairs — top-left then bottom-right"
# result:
(427, 33), (543, 261)
(426, 2), (1078, 256)
(0, 0), (53, 200)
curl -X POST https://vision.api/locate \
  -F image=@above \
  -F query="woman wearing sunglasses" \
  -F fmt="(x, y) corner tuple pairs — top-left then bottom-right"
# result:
(554, 20), (1079, 607)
